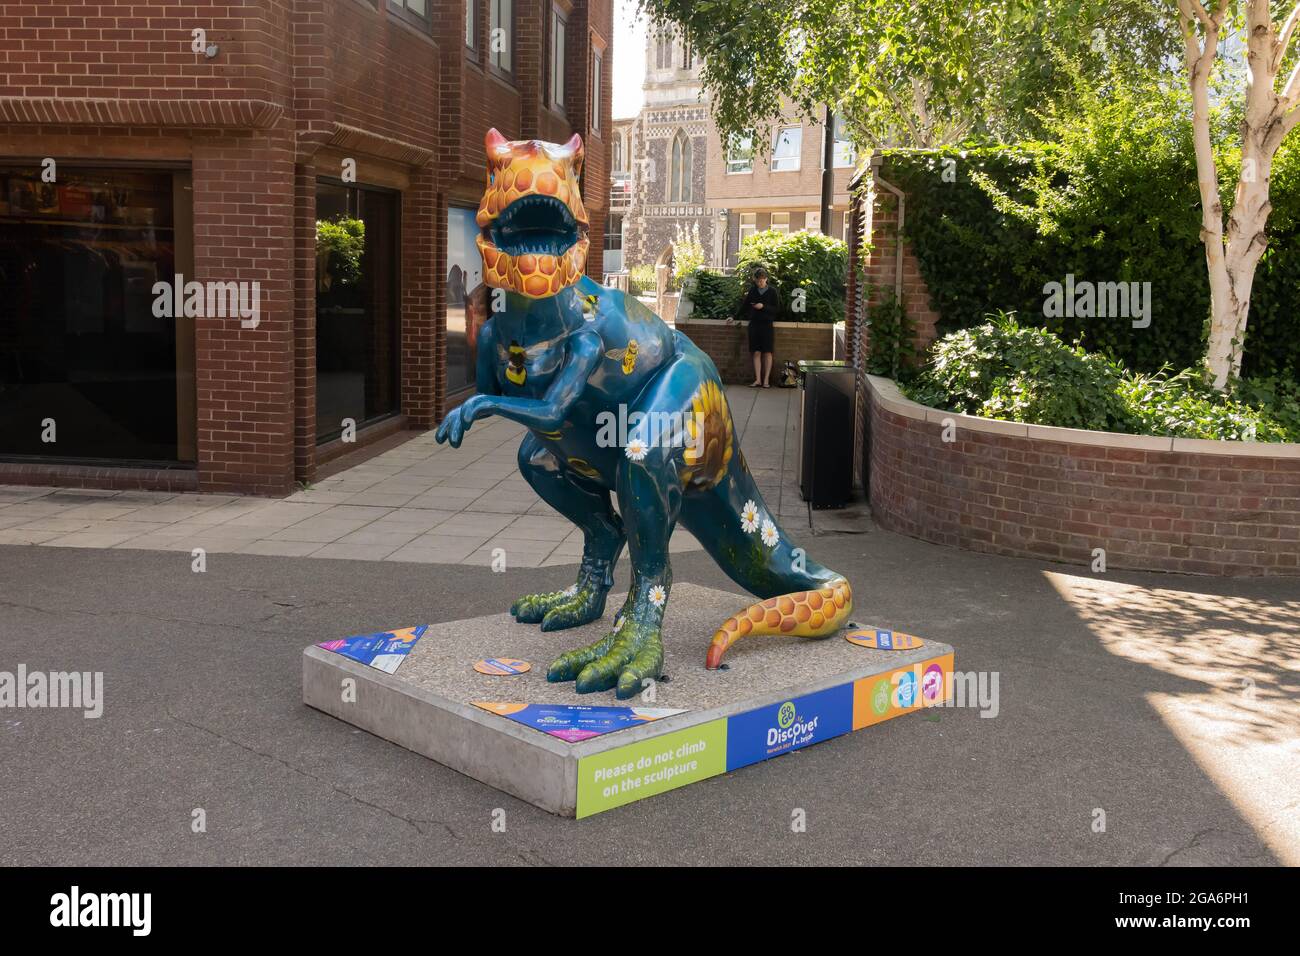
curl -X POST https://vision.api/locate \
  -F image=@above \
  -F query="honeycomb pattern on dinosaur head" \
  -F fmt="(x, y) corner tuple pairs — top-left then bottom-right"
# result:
(475, 128), (591, 299)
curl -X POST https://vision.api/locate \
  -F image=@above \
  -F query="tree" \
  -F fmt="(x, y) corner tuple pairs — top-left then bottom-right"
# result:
(1175, 1), (1300, 388)
(637, 1), (1172, 149)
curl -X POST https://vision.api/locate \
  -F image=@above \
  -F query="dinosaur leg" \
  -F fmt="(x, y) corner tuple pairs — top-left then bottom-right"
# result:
(548, 438), (681, 699)
(510, 433), (625, 631)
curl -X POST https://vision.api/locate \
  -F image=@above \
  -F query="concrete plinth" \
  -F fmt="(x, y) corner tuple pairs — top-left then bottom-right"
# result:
(303, 584), (955, 817)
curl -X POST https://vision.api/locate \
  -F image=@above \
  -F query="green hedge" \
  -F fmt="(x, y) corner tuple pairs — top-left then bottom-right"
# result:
(903, 316), (1299, 442)
(871, 84), (1300, 379)
(682, 229), (849, 324)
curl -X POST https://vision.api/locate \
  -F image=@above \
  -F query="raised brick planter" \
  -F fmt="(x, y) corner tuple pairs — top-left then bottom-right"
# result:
(675, 319), (835, 384)
(867, 375), (1300, 576)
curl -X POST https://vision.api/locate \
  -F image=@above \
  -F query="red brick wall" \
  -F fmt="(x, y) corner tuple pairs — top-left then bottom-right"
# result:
(676, 320), (835, 385)
(868, 381), (1300, 576)
(0, 0), (611, 495)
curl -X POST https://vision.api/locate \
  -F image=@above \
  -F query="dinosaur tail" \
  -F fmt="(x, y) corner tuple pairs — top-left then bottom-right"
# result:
(677, 452), (853, 670)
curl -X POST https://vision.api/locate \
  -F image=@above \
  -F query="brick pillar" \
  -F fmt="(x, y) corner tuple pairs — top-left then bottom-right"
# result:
(192, 125), (297, 497)
(862, 161), (941, 356)
(402, 168), (441, 428)
(293, 162), (318, 483)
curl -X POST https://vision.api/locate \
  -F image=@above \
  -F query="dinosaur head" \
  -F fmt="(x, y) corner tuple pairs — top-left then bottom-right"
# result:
(476, 128), (590, 299)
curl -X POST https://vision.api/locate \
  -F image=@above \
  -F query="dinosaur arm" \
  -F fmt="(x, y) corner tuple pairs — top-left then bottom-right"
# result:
(435, 329), (601, 446)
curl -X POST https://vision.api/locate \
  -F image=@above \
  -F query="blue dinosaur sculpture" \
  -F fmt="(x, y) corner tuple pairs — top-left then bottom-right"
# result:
(435, 130), (853, 698)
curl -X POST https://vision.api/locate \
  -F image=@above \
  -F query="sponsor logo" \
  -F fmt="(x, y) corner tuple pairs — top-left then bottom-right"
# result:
(894, 670), (917, 709)
(922, 663), (944, 703)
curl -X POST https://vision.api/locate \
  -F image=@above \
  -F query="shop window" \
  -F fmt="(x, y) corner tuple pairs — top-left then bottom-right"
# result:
(315, 182), (401, 442)
(0, 165), (194, 464)
(445, 205), (483, 396)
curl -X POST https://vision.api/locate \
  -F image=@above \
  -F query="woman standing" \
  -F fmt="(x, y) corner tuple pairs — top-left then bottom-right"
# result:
(733, 267), (779, 387)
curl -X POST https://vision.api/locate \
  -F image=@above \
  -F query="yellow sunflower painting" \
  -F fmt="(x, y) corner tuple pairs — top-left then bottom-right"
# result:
(680, 380), (733, 490)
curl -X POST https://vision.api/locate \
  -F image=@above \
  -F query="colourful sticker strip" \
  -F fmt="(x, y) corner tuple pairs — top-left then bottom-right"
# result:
(473, 702), (687, 743)
(474, 658), (532, 675)
(318, 625), (428, 674)
(573, 651), (955, 817)
(845, 628), (925, 650)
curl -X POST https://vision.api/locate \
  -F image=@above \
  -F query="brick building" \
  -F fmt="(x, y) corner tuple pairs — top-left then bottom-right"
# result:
(615, 24), (855, 273)
(0, 0), (611, 495)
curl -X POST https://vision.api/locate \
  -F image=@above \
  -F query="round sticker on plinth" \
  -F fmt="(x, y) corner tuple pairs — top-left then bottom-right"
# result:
(845, 628), (924, 651)
(474, 658), (532, 676)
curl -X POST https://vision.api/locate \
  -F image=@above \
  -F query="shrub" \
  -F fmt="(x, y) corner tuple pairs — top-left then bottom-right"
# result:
(1119, 369), (1293, 442)
(904, 315), (1300, 442)
(864, 293), (916, 379)
(735, 229), (847, 324)
(315, 217), (365, 290)
(910, 312), (1134, 432)
(685, 268), (744, 320)
(627, 263), (656, 296)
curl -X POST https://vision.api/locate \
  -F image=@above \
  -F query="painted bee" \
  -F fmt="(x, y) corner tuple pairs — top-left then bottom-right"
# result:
(506, 341), (527, 385)
(604, 338), (639, 375)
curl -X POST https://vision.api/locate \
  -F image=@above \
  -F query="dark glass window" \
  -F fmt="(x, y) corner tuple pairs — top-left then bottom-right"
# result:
(315, 182), (401, 443)
(445, 205), (482, 395)
(0, 165), (194, 464)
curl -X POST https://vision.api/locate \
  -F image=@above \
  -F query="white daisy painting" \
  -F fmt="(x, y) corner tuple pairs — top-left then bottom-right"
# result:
(648, 584), (667, 607)
(761, 519), (779, 548)
(624, 437), (649, 461)
(740, 499), (760, 534)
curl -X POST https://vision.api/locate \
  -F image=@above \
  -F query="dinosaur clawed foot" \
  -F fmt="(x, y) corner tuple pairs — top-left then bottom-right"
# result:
(547, 612), (664, 700)
(511, 581), (607, 630)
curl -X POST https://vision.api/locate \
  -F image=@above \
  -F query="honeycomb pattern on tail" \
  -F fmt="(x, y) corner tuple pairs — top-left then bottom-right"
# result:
(705, 578), (853, 669)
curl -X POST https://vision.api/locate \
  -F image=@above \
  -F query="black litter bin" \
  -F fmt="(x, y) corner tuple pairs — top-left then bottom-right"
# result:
(796, 360), (856, 509)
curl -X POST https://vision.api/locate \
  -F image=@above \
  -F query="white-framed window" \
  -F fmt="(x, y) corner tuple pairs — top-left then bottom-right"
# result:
(726, 133), (753, 174)
(832, 114), (855, 168)
(590, 48), (602, 132)
(737, 212), (757, 244)
(465, 0), (477, 49)
(490, 0), (513, 74)
(772, 125), (802, 172)
(612, 133), (623, 172)
(549, 7), (567, 108)
(770, 212), (790, 234)
(669, 129), (692, 203)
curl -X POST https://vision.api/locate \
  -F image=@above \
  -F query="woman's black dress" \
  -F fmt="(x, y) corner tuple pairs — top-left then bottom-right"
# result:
(738, 283), (779, 353)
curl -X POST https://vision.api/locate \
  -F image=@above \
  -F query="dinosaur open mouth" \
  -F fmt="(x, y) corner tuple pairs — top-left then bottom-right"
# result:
(488, 194), (583, 257)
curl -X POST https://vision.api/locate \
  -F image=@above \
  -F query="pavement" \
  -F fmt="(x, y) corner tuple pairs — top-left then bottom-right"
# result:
(0, 387), (1296, 866)
(0, 386), (809, 567)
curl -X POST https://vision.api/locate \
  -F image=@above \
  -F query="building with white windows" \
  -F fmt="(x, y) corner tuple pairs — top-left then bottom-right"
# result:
(610, 26), (857, 274)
